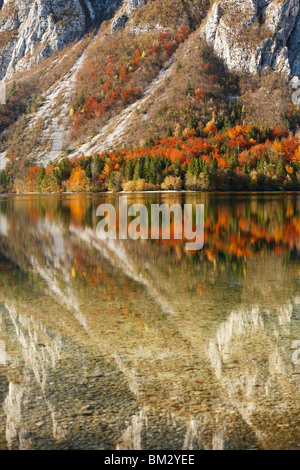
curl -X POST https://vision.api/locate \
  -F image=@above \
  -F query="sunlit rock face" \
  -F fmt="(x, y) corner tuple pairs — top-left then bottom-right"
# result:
(202, 0), (300, 78)
(0, 0), (123, 80)
(111, 0), (148, 31)
(1, 0), (299, 84)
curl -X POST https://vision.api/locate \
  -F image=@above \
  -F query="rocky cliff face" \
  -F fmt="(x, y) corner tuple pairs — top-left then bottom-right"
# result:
(0, 0), (125, 80)
(111, 0), (149, 31)
(201, 0), (300, 79)
(1, 0), (300, 83)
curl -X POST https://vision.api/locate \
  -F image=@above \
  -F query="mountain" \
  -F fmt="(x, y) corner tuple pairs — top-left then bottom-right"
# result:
(0, 0), (299, 180)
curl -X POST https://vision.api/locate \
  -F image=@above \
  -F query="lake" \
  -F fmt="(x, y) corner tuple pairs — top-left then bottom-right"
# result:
(0, 192), (299, 450)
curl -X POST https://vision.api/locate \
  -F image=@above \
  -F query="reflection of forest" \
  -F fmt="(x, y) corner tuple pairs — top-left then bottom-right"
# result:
(1, 192), (299, 262)
(0, 194), (299, 450)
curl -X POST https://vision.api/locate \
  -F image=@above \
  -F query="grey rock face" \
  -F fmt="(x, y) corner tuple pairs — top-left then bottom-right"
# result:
(111, 0), (148, 31)
(288, 9), (300, 77)
(1, 0), (299, 84)
(0, 0), (123, 80)
(201, 0), (300, 78)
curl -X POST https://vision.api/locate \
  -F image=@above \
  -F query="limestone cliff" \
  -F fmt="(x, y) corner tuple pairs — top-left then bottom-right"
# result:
(0, 0), (124, 80)
(2, 0), (300, 82)
(201, 0), (300, 79)
(111, 0), (149, 31)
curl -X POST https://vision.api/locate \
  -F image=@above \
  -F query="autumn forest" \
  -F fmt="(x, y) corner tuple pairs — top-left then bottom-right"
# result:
(0, 119), (299, 193)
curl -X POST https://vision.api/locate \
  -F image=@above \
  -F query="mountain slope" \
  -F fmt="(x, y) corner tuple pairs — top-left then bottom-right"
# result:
(0, 0), (300, 173)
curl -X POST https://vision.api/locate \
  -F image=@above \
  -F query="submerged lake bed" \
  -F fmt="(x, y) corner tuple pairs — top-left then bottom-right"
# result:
(0, 192), (299, 450)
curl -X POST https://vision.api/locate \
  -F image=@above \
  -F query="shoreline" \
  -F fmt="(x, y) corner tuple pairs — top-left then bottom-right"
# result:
(1, 190), (300, 196)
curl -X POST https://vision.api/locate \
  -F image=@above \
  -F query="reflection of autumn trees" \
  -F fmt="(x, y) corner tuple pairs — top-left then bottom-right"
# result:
(0, 214), (299, 450)
(0, 195), (299, 450)
(0, 194), (299, 269)
(204, 200), (300, 262)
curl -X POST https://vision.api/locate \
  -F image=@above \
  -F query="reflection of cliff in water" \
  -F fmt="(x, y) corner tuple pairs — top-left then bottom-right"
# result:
(0, 194), (299, 449)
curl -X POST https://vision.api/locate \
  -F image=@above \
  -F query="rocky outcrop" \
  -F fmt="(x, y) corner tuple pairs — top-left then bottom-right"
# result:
(0, 0), (152, 81)
(111, 0), (148, 31)
(201, 0), (300, 78)
(0, 0), (123, 80)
